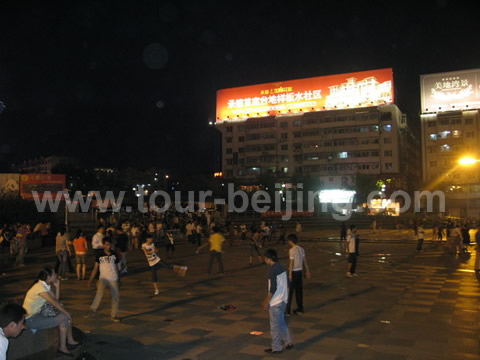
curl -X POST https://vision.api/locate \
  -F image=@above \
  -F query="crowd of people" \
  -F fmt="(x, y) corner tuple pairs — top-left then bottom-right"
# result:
(2, 212), (480, 357)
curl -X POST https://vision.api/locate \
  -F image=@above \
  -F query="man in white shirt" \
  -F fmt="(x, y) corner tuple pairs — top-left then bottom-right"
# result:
(91, 225), (105, 256)
(286, 234), (311, 315)
(0, 303), (26, 360)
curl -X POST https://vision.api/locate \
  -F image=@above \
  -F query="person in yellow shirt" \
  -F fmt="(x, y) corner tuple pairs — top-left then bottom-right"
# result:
(196, 227), (225, 276)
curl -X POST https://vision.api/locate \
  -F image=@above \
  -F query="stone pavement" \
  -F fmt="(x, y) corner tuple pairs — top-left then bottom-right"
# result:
(1, 230), (480, 360)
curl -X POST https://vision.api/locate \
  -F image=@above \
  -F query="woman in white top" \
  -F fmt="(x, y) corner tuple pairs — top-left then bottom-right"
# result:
(23, 266), (78, 357)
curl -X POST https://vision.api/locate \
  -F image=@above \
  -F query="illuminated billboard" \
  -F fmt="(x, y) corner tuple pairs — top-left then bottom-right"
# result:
(216, 68), (393, 121)
(420, 68), (480, 113)
(20, 174), (65, 200)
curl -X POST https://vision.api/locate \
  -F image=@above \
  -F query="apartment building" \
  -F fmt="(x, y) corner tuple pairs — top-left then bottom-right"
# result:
(215, 69), (419, 195)
(420, 68), (480, 218)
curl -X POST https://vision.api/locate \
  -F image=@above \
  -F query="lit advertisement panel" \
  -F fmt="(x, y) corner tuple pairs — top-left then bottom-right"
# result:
(319, 189), (356, 204)
(216, 68), (394, 121)
(420, 68), (480, 113)
(20, 174), (65, 200)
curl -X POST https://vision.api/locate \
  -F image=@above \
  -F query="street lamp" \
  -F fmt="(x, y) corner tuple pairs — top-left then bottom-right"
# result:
(457, 156), (480, 219)
(458, 157), (479, 166)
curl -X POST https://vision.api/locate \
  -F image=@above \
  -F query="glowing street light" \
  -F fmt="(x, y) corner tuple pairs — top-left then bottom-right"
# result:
(458, 157), (479, 166)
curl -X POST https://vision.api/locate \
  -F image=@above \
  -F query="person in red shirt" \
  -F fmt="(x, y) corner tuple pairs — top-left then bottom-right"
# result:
(72, 230), (88, 280)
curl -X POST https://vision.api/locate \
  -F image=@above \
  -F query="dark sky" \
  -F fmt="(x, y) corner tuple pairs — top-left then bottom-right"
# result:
(0, 0), (478, 175)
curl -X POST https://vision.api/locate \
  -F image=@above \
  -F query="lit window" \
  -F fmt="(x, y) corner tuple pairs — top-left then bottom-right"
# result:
(338, 152), (348, 159)
(438, 131), (450, 139)
(440, 144), (450, 152)
(452, 130), (461, 138)
(383, 125), (392, 132)
(429, 134), (437, 141)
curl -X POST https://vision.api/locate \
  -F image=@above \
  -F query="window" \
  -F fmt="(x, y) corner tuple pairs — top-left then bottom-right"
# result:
(360, 126), (369, 133)
(429, 134), (437, 141)
(294, 132), (302, 138)
(226, 126), (233, 133)
(427, 121), (436, 127)
(438, 131), (450, 139)
(440, 144), (450, 152)
(384, 137), (392, 144)
(226, 148), (232, 154)
(381, 112), (392, 121)
(439, 119), (449, 125)
(294, 143), (302, 151)
(280, 122), (288, 128)
(226, 159), (233, 165)
(466, 132), (474, 138)
(384, 150), (392, 157)
(281, 133), (288, 140)
(226, 137), (233, 143)
(451, 118), (461, 124)
(465, 118), (473, 124)
(371, 125), (379, 132)
(238, 136), (245, 142)
(338, 152), (348, 159)
(239, 147), (244, 153)
(281, 144), (288, 151)
(452, 130), (461, 138)
(385, 163), (393, 170)
(371, 151), (379, 156)
(383, 124), (392, 132)
(293, 120), (302, 126)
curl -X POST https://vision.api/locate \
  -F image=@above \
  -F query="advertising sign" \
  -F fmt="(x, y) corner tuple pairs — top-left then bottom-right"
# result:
(20, 174), (65, 200)
(420, 68), (480, 113)
(0, 174), (20, 197)
(216, 68), (393, 121)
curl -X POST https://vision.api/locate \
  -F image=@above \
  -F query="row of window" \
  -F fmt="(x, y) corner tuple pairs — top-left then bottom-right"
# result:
(300, 150), (387, 161)
(299, 162), (393, 173)
(427, 118), (473, 127)
(427, 144), (477, 153)
(428, 130), (468, 140)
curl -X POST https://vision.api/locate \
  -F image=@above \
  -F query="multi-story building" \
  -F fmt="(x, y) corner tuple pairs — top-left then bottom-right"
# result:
(420, 69), (480, 218)
(215, 69), (420, 199)
(14, 156), (75, 174)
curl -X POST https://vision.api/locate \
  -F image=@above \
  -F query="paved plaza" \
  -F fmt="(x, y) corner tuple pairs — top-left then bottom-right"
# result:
(2, 229), (480, 360)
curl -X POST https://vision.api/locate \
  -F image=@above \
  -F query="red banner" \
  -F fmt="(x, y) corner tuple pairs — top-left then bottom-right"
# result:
(20, 174), (66, 200)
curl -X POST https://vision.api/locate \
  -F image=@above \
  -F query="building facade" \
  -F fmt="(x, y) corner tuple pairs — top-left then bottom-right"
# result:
(420, 68), (480, 219)
(216, 104), (418, 192)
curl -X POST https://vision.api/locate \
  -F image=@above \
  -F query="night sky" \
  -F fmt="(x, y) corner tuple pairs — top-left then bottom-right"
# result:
(0, 0), (478, 175)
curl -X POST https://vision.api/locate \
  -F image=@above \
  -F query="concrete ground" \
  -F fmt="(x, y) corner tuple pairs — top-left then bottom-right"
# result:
(1, 228), (479, 360)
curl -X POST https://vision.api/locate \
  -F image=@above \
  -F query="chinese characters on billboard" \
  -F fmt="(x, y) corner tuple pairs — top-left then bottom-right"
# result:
(420, 69), (480, 113)
(20, 174), (66, 200)
(216, 68), (394, 121)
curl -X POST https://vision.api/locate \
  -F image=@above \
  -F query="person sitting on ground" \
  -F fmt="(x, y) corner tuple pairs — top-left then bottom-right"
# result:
(0, 303), (26, 360)
(23, 266), (79, 357)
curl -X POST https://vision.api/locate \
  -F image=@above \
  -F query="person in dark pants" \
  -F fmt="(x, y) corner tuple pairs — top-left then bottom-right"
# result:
(196, 227), (225, 276)
(285, 234), (311, 315)
(340, 222), (347, 241)
(346, 225), (358, 278)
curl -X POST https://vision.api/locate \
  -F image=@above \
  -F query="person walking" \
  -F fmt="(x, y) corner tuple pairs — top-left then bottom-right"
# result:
(451, 222), (463, 256)
(72, 229), (88, 281)
(56, 226), (71, 280)
(14, 224), (29, 268)
(262, 249), (293, 354)
(286, 234), (311, 315)
(87, 238), (121, 322)
(91, 225), (105, 257)
(249, 230), (263, 265)
(197, 227), (225, 276)
(346, 225), (358, 278)
(416, 223), (425, 252)
(475, 224), (480, 272)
